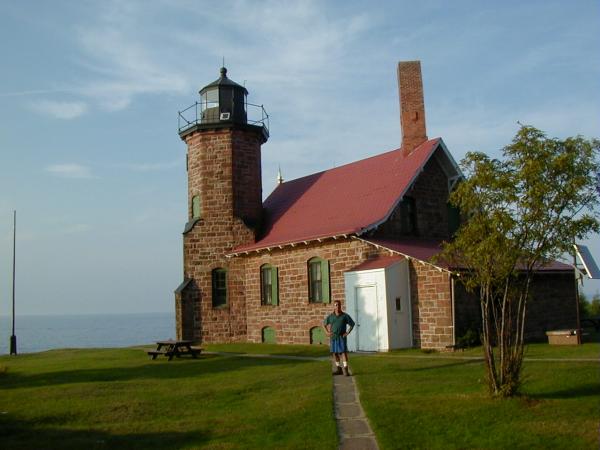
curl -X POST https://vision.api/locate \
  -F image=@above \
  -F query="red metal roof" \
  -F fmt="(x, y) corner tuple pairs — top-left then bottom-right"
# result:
(232, 138), (441, 253)
(364, 238), (445, 265)
(347, 255), (404, 272)
(365, 238), (573, 272)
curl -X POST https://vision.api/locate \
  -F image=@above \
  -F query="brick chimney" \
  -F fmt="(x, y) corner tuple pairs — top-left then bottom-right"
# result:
(397, 61), (427, 155)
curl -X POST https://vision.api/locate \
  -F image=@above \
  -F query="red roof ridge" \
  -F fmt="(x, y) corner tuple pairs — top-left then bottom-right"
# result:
(275, 138), (441, 188)
(230, 138), (444, 255)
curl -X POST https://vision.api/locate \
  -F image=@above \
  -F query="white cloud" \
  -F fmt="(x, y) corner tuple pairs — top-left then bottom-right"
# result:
(45, 163), (94, 179)
(30, 100), (88, 119)
(71, 4), (190, 111)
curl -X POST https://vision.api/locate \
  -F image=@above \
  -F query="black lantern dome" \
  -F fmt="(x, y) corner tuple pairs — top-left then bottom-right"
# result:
(199, 67), (248, 124)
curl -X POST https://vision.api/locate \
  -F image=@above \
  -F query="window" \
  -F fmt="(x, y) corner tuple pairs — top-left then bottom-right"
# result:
(308, 257), (330, 303)
(192, 195), (201, 219)
(262, 326), (276, 344)
(201, 88), (219, 112)
(260, 264), (279, 306)
(399, 196), (417, 235)
(211, 268), (227, 307)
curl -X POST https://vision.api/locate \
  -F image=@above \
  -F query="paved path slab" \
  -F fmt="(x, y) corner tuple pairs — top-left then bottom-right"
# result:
(332, 367), (379, 450)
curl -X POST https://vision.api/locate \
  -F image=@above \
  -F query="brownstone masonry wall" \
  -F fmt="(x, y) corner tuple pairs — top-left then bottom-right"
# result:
(178, 126), (264, 343)
(371, 154), (451, 240)
(231, 129), (263, 227)
(242, 238), (390, 345)
(397, 61), (427, 154)
(410, 261), (453, 349)
(526, 272), (577, 339)
(453, 271), (577, 343)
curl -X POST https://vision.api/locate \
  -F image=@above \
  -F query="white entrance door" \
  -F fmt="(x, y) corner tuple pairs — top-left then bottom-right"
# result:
(356, 286), (379, 351)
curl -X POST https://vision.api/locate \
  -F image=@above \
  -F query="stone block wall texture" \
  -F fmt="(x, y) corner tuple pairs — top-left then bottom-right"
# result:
(178, 126), (264, 343)
(371, 155), (451, 240)
(243, 239), (390, 344)
(453, 271), (577, 342)
(397, 61), (427, 154)
(409, 262), (453, 349)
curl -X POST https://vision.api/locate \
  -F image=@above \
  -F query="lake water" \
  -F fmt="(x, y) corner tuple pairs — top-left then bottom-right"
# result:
(0, 312), (176, 355)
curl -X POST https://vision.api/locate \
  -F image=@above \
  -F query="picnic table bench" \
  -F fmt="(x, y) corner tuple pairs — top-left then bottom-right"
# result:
(147, 340), (202, 361)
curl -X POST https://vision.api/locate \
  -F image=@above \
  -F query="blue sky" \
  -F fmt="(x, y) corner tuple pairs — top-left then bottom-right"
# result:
(0, 0), (599, 316)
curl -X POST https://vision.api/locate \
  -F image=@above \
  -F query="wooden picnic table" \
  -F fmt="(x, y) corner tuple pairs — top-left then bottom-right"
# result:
(147, 340), (201, 361)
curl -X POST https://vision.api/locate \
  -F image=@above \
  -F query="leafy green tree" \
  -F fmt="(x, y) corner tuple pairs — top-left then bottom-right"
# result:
(578, 291), (590, 318)
(440, 125), (600, 397)
(589, 294), (600, 317)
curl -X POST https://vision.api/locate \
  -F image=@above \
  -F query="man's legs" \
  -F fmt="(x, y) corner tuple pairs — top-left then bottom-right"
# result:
(332, 353), (342, 375)
(341, 352), (350, 376)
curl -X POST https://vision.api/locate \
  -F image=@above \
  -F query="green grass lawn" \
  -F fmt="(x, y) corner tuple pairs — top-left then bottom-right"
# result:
(203, 343), (330, 358)
(0, 347), (336, 450)
(351, 349), (599, 449)
(1, 342), (597, 449)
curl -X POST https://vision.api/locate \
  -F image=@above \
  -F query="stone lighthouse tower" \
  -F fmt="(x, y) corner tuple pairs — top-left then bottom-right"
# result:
(175, 67), (269, 343)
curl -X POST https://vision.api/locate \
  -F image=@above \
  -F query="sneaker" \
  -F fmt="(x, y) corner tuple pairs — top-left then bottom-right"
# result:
(333, 366), (343, 376)
(343, 367), (350, 376)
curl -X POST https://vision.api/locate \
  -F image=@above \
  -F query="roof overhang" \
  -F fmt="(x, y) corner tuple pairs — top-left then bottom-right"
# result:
(356, 237), (451, 273)
(357, 138), (463, 236)
(227, 233), (353, 257)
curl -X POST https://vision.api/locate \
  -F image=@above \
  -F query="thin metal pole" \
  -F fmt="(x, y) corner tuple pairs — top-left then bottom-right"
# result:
(10, 210), (17, 355)
(573, 246), (582, 345)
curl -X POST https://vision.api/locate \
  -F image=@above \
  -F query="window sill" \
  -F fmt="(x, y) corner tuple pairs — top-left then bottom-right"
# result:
(212, 304), (229, 310)
(183, 218), (202, 234)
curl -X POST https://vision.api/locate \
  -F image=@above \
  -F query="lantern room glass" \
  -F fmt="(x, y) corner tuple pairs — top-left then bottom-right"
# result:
(200, 87), (219, 119)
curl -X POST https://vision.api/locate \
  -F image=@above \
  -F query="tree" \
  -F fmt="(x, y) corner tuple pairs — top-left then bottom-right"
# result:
(440, 125), (600, 397)
(589, 294), (600, 317)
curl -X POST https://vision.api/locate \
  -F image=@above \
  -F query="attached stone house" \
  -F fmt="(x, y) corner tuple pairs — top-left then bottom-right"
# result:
(174, 62), (577, 351)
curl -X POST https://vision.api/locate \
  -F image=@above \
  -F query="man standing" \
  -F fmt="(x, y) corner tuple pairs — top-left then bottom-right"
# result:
(324, 300), (355, 376)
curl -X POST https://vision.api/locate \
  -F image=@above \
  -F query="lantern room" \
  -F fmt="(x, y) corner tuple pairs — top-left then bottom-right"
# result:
(199, 67), (248, 124)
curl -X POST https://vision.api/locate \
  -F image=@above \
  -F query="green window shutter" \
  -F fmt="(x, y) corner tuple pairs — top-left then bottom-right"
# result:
(261, 265), (278, 306)
(192, 195), (201, 218)
(311, 327), (326, 345)
(308, 258), (324, 303)
(272, 266), (279, 305)
(322, 260), (330, 303)
(262, 327), (276, 344)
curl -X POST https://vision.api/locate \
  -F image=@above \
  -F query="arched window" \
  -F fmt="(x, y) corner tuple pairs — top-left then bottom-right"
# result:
(310, 326), (326, 345)
(211, 268), (227, 307)
(262, 326), (276, 344)
(308, 257), (330, 303)
(192, 195), (201, 219)
(260, 264), (279, 306)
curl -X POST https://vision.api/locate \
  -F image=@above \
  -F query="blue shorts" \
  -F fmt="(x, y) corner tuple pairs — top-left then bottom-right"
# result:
(330, 336), (348, 354)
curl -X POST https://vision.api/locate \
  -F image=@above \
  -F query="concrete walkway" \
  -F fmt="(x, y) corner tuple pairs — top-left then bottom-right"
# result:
(333, 368), (379, 450)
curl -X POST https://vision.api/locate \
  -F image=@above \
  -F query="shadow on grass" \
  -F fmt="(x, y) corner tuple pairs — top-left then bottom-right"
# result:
(528, 382), (600, 400)
(405, 359), (482, 372)
(0, 415), (211, 450)
(0, 353), (318, 390)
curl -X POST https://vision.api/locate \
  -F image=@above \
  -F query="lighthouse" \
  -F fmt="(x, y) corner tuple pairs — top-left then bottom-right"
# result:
(175, 68), (269, 343)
